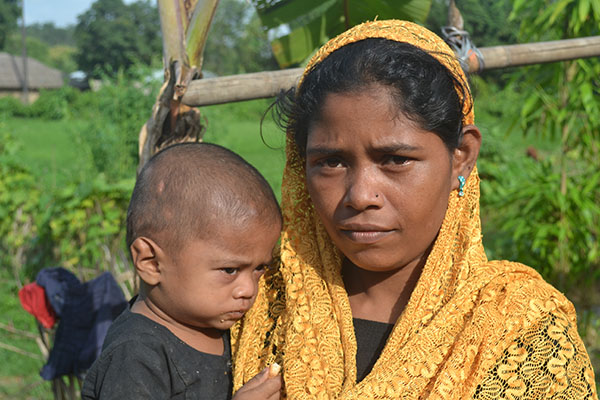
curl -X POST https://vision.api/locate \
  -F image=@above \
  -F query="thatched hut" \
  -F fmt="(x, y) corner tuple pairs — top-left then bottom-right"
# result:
(0, 52), (63, 103)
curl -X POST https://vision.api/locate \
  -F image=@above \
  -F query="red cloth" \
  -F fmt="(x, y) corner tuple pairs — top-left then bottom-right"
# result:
(19, 282), (57, 329)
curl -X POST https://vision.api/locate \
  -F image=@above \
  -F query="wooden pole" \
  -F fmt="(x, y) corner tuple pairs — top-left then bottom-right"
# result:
(182, 36), (600, 107)
(474, 36), (600, 71)
(20, 0), (29, 105)
(183, 67), (303, 106)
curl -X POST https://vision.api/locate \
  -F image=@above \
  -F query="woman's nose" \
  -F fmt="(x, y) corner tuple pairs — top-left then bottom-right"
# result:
(343, 167), (383, 211)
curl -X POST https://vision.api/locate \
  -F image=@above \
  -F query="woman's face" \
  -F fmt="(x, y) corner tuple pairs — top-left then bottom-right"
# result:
(305, 86), (455, 272)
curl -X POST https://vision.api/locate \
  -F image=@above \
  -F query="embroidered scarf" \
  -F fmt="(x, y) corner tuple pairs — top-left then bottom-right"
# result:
(231, 20), (597, 399)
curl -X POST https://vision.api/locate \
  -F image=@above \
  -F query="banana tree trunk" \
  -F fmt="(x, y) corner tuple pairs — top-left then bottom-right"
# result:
(138, 0), (220, 172)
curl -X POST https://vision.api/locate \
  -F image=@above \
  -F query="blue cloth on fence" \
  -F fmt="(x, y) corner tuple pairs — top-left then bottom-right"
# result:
(36, 267), (128, 380)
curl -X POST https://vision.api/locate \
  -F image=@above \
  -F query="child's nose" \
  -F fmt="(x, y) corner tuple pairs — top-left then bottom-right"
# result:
(233, 275), (255, 299)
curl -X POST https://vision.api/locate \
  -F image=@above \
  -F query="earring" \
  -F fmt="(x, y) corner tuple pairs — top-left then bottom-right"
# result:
(458, 175), (466, 197)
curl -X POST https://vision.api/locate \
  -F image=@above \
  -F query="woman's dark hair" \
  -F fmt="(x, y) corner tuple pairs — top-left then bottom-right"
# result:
(273, 38), (472, 156)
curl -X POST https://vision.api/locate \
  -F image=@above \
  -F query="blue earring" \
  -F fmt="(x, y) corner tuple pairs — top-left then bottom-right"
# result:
(458, 175), (466, 197)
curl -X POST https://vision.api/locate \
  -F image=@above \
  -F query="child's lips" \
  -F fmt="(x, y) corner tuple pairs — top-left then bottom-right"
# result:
(224, 310), (248, 320)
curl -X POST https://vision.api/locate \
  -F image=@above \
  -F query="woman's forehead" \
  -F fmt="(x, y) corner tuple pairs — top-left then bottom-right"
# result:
(306, 90), (442, 151)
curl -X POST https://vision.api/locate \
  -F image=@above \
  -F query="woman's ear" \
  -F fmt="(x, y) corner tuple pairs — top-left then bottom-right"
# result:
(130, 237), (163, 286)
(451, 124), (482, 188)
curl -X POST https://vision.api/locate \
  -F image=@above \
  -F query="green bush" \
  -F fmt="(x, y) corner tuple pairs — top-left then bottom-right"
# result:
(0, 133), (40, 281)
(37, 174), (133, 280)
(0, 96), (29, 118)
(71, 70), (160, 181)
(0, 88), (79, 120)
(0, 128), (133, 284)
(29, 89), (70, 120)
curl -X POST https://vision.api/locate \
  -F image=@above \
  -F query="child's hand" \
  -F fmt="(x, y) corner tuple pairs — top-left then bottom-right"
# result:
(233, 364), (282, 400)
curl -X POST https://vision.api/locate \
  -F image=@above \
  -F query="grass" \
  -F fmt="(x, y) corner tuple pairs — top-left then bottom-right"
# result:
(1, 98), (286, 198)
(1, 116), (96, 192)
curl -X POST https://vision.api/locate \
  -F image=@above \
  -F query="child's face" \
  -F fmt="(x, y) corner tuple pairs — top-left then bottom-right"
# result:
(155, 217), (280, 331)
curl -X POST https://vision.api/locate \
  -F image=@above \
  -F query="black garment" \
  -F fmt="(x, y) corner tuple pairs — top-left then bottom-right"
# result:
(353, 318), (394, 382)
(81, 307), (232, 400)
(36, 267), (127, 380)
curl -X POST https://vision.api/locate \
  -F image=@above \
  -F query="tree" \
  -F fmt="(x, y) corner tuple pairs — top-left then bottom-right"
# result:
(203, 0), (278, 76)
(26, 22), (76, 47)
(0, 0), (21, 50)
(74, 0), (162, 77)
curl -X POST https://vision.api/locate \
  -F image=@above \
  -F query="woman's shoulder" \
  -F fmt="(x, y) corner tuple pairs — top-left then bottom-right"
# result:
(478, 259), (576, 320)
(470, 261), (597, 399)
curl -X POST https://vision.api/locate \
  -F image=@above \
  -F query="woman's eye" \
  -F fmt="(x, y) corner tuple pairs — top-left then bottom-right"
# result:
(321, 158), (343, 168)
(385, 155), (410, 165)
(221, 268), (238, 275)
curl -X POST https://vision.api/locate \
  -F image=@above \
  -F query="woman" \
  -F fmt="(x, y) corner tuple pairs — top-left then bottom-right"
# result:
(231, 20), (597, 399)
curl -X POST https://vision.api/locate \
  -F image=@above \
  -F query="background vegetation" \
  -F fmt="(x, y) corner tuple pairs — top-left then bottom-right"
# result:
(0, 0), (598, 397)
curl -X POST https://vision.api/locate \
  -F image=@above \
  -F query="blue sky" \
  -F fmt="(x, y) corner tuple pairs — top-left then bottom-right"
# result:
(24, 0), (136, 27)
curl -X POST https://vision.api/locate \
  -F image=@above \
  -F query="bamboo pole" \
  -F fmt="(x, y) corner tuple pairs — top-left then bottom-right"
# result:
(182, 36), (600, 107)
(475, 36), (600, 70)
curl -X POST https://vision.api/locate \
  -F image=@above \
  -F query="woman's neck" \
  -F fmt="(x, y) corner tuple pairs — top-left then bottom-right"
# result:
(342, 256), (425, 324)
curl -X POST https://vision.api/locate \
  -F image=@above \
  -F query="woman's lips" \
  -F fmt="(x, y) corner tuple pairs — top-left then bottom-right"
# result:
(339, 226), (394, 243)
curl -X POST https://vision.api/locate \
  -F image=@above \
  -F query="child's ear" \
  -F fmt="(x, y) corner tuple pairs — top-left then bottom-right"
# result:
(451, 124), (482, 189)
(130, 237), (163, 286)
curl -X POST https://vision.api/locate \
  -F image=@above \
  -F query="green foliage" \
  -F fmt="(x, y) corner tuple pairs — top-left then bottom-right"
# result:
(71, 69), (159, 181)
(0, 132), (133, 285)
(426, 0), (518, 47)
(4, 34), (50, 64)
(509, 0), (600, 158)
(0, 88), (72, 120)
(484, 0), (600, 279)
(36, 175), (133, 279)
(47, 44), (78, 73)
(0, 96), (28, 117)
(481, 144), (600, 282)
(0, 132), (40, 281)
(4, 32), (78, 73)
(26, 22), (76, 47)
(1, 71), (158, 180)
(203, 0), (279, 75)
(0, 0), (20, 49)
(250, 0), (433, 67)
(74, 0), (162, 78)
(0, 71), (157, 284)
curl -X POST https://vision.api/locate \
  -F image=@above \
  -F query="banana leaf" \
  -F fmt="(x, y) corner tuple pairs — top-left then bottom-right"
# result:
(251, 0), (432, 67)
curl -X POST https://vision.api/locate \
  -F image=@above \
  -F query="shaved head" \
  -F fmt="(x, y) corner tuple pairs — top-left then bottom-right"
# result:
(126, 143), (281, 255)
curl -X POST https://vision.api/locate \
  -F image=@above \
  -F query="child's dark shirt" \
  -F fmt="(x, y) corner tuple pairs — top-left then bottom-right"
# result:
(81, 306), (232, 400)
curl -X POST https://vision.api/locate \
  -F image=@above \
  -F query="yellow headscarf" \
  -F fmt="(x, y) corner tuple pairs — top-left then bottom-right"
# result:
(232, 20), (597, 399)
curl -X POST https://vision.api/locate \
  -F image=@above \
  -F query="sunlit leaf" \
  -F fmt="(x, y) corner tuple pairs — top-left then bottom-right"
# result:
(579, 0), (591, 21)
(251, 0), (432, 67)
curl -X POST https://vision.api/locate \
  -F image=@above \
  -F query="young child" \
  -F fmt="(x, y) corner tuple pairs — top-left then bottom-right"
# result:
(82, 143), (282, 400)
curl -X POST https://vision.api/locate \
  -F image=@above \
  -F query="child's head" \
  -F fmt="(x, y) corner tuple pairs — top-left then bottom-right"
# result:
(126, 142), (282, 331)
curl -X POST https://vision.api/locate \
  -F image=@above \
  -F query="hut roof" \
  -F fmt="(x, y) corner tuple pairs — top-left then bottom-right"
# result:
(0, 52), (63, 90)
